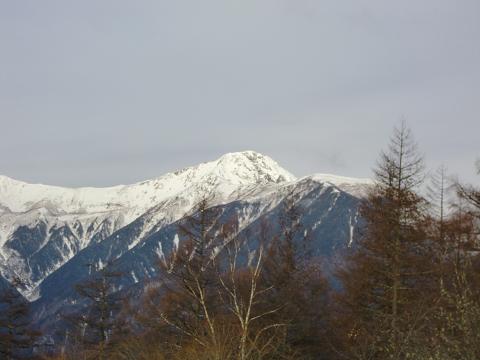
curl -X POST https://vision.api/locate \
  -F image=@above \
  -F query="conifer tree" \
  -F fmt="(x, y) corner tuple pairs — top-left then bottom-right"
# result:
(140, 197), (226, 359)
(427, 165), (449, 241)
(63, 265), (123, 359)
(456, 159), (480, 217)
(428, 160), (480, 359)
(262, 191), (330, 359)
(336, 123), (434, 359)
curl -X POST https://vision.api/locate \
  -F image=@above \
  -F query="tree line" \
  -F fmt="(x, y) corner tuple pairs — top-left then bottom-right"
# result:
(1, 123), (479, 359)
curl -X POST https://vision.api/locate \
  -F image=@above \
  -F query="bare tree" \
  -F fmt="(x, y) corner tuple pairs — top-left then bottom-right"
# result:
(139, 197), (302, 359)
(455, 160), (480, 217)
(336, 123), (435, 359)
(140, 197), (226, 359)
(214, 227), (289, 360)
(427, 165), (450, 237)
(261, 191), (330, 359)
(426, 209), (480, 359)
(61, 265), (123, 360)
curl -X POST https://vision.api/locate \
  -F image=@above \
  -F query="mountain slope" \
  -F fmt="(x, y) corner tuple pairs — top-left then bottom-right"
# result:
(32, 175), (367, 329)
(0, 151), (296, 297)
(0, 150), (371, 326)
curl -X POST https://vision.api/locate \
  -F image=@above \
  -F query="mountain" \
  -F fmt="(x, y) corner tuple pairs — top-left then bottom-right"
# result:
(0, 151), (371, 327)
(0, 151), (295, 298)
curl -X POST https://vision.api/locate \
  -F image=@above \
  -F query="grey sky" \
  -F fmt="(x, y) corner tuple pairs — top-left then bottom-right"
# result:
(1, 0), (479, 187)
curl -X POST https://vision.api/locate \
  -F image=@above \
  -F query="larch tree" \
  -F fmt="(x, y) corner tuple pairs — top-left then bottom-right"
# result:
(456, 159), (480, 218)
(138, 195), (306, 359)
(427, 165), (449, 242)
(428, 159), (480, 359)
(140, 196), (228, 359)
(62, 265), (124, 360)
(261, 190), (330, 359)
(336, 123), (435, 359)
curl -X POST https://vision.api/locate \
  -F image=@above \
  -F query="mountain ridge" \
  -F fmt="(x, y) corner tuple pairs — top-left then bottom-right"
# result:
(0, 151), (372, 216)
(0, 151), (295, 214)
(0, 151), (371, 303)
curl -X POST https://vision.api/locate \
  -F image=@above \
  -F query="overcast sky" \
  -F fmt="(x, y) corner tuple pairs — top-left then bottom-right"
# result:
(0, 0), (479, 187)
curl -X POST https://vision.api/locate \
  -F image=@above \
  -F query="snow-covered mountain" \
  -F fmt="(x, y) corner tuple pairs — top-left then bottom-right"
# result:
(0, 151), (294, 217)
(0, 151), (371, 313)
(0, 151), (297, 296)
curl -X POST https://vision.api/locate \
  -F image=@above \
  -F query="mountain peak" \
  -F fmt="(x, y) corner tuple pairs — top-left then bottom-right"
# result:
(0, 151), (295, 215)
(212, 151), (296, 184)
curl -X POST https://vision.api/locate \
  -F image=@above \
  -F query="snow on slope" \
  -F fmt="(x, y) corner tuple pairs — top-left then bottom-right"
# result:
(308, 174), (373, 197)
(0, 151), (296, 295)
(0, 151), (294, 242)
(0, 151), (371, 299)
(0, 151), (294, 214)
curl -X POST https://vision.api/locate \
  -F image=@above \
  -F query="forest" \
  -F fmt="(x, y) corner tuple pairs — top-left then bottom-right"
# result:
(1, 123), (480, 360)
